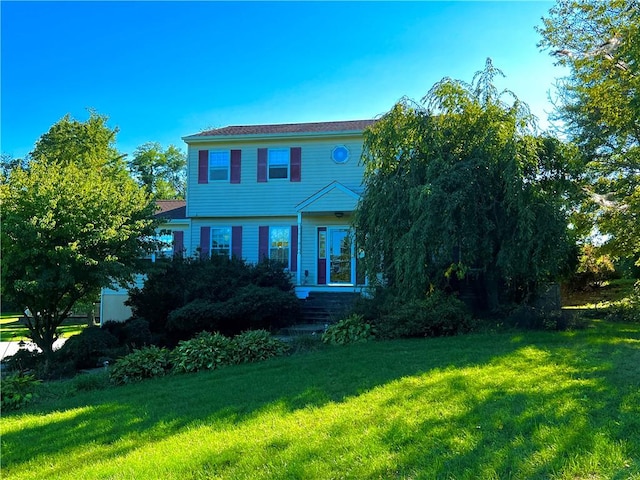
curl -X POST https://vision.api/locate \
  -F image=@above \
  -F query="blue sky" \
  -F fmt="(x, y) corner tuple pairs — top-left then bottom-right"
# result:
(1, 1), (565, 159)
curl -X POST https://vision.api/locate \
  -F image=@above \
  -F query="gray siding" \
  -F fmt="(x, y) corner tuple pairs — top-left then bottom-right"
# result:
(186, 135), (365, 218)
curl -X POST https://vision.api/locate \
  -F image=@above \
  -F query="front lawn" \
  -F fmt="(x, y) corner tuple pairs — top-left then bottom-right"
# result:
(1, 320), (639, 479)
(0, 314), (87, 342)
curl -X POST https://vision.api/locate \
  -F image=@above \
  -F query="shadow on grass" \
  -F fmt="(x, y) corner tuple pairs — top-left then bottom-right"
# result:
(2, 321), (639, 479)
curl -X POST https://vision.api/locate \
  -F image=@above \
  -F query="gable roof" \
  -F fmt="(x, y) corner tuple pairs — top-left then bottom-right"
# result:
(155, 200), (187, 220)
(183, 119), (377, 142)
(296, 181), (361, 213)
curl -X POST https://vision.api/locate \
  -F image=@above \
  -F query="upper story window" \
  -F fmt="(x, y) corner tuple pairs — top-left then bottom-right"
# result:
(257, 147), (300, 183)
(209, 151), (230, 181)
(211, 227), (231, 257)
(268, 149), (289, 179)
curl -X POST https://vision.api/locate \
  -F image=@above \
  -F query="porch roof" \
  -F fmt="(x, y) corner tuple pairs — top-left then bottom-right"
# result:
(295, 181), (361, 213)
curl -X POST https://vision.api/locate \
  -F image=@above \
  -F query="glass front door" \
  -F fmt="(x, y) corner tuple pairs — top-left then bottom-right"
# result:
(328, 228), (354, 284)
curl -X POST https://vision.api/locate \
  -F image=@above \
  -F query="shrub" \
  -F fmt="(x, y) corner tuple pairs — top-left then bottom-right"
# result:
(171, 331), (232, 373)
(322, 314), (376, 345)
(58, 326), (121, 369)
(103, 318), (153, 350)
(230, 330), (289, 363)
(373, 290), (474, 339)
(126, 255), (299, 344)
(1, 373), (41, 411)
(605, 283), (640, 323)
(166, 286), (301, 339)
(1, 347), (43, 374)
(109, 346), (172, 385)
(223, 285), (301, 334)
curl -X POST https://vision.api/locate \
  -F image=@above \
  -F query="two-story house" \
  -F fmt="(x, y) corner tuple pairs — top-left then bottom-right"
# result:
(100, 119), (375, 323)
(181, 119), (375, 299)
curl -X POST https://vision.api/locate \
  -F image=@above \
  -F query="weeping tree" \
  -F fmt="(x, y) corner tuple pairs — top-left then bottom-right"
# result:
(1, 112), (158, 361)
(354, 60), (579, 310)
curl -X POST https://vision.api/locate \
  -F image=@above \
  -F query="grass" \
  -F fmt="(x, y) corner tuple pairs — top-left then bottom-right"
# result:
(2, 320), (639, 479)
(562, 278), (637, 309)
(0, 314), (88, 342)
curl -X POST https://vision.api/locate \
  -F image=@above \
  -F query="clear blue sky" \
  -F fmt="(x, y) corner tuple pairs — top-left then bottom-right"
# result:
(1, 1), (565, 160)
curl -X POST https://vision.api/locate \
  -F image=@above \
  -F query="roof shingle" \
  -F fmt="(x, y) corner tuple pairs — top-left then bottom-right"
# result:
(191, 119), (377, 138)
(155, 200), (187, 220)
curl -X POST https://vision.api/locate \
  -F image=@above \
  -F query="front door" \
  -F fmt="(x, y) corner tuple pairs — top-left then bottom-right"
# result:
(328, 228), (354, 285)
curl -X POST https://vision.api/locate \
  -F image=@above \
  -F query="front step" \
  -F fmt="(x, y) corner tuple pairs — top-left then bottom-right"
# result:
(299, 291), (359, 324)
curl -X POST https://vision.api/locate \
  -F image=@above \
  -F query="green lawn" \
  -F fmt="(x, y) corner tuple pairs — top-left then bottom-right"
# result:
(1, 320), (639, 479)
(0, 314), (87, 342)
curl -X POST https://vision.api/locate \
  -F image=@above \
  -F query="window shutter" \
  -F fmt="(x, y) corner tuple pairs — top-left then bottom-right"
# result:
(232, 226), (242, 258)
(199, 226), (210, 257)
(173, 231), (184, 257)
(257, 148), (267, 182)
(198, 150), (209, 184)
(290, 225), (298, 272)
(258, 226), (269, 260)
(230, 149), (241, 184)
(290, 147), (301, 182)
(317, 227), (327, 284)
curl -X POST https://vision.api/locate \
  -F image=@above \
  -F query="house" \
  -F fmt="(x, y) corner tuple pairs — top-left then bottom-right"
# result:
(99, 199), (189, 324)
(181, 119), (376, 299)
(101, 119), (376, 324)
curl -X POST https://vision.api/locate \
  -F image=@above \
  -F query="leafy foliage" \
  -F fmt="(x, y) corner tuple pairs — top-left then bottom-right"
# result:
(1, 373), (41, 411)
(538, 0), (640, 265)
(354, 61), (577, 310)
(129, 142), (186, 199)
(127, 256), (300, 343)
(57, 326), (121, 370)
(171, 331), (232, 373)
(109, 346), (172, 385)
(354, 289), (474, 339)
(230, 329), (290, 363)
(0, 112), (158, 359)
(322, 314), (376, 345)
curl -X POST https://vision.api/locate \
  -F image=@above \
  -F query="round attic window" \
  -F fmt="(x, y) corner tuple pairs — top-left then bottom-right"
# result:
(332, 145), (350, 164)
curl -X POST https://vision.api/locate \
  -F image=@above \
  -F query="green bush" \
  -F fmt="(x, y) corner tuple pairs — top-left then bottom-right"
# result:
(58, 326), (121, 369)
(230, 330), (289, 363)
(166, 286), (301, 339)
(373, 290), (474, 339)
(103, 318), (153, 350)
(605, 283), (640, 323)
(1, 373), (41, 411)
(128, 256), (300, 344)
(171, 331), (232, 373)
(1, 347), (42, 374)
(109, 346), (172, 385)
(322, 314), (376, 345)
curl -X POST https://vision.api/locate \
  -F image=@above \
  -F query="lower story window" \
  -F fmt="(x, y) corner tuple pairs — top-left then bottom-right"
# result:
(211, 227), (231, 257)
(270, 227), (289, 267)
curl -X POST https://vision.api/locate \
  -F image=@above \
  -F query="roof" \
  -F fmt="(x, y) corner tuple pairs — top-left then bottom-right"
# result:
(184, 119), (377, 140)
(155, 200), (187, 220)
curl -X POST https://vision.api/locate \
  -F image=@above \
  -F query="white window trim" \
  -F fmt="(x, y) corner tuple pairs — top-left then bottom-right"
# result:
(210, 226), (232, 258)
(268, 148), (290, 180)
(269, 226), (290, 269)
(209, 150), (230, 182)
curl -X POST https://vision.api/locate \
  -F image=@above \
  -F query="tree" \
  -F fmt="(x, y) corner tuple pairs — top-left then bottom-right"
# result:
(129, 142), (187, 199)
(537, 0), (640, 265)
(354, 60), (577, 309)
(0, 112), (159, 360)
(1, 153), (28, 182)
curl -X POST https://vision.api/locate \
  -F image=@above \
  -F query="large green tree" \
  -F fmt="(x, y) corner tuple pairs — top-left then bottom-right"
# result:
(129, 142), (187, 199)
(538, 0), (640, 264)
(1, 113), (158, 359)
(354, 61), (578, 309)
